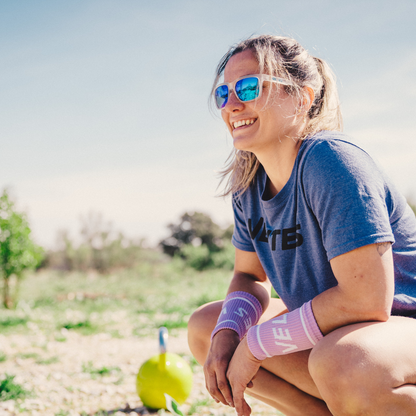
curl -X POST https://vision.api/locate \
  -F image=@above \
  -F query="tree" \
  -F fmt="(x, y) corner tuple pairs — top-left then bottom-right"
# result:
(45, 211), (145, 273)
(159, 212), (234, 270)
(160, 212), (224, 256)
(0, 190), (44, 308)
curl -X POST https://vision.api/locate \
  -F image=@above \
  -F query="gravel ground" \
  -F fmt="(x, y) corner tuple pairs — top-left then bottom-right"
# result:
(0, 329), (282, 416)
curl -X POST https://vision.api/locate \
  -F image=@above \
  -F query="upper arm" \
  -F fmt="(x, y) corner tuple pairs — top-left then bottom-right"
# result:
(329, 242), (395, 320)
(312, 242), (395, 334)
(228, 248), (271, 309)
(234, 247), (268, 282)
(303, 141), (395, 260)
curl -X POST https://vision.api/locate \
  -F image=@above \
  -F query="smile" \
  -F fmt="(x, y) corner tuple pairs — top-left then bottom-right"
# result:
(233, 118), (257, 129)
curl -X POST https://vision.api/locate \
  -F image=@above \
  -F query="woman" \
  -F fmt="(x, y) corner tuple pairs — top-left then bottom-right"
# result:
(187, 35), (416, 416)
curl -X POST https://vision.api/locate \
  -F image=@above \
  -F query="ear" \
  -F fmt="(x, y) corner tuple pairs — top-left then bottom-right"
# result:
(302, 86), (315, 112)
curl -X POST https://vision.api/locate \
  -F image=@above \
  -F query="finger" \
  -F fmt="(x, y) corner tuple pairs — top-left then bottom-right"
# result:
(204, 370), (225, 404)
(233, 386), (251, 416)
(216, 373), (234, 408)
(242, 398), (252, 416)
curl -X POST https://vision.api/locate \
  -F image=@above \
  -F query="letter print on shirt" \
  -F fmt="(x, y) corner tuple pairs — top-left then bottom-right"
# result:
(247, 218), (304, 251)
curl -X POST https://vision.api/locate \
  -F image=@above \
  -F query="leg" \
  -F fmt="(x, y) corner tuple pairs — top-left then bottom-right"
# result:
(309, 316), (416, 416)
(188, 299), (331, 415)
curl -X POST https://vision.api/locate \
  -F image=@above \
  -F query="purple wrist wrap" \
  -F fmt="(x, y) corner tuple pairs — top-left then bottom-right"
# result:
(247, 300), (323, 360)
(211, 291), (263, 340)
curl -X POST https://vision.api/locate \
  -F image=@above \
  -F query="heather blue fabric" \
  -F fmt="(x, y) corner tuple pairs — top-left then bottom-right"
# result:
(232, 131), (416, 315)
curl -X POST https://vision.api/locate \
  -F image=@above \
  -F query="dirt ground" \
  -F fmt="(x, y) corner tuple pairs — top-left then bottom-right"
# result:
(0, 329), (281, 416)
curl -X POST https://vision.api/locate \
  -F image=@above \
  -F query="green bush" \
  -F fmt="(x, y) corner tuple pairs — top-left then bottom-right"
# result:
(0, 189), (44, 308)
(179, 244), (212, 271)
(178, 241), (234, 271)
(210, 241), (235, 270)
(160, 212), (234, 271)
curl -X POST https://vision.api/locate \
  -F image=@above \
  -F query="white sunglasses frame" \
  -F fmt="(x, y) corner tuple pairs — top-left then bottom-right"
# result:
(214, 74), (292, 109)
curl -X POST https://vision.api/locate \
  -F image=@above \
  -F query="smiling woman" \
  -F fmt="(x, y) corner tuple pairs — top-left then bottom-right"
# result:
(188, 34), (416, 416)
(212, 36), (343, 198)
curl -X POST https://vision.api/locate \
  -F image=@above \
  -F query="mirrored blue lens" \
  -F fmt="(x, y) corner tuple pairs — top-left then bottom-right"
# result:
(215, 85), (229, 109)
(235, 77), (259, 102)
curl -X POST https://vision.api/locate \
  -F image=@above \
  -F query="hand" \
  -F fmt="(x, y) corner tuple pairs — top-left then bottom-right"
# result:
(203, 329), (240, 407)
(227, 336), (262, 416)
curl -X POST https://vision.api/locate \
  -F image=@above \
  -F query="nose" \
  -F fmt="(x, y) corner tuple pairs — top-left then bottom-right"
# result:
(223, 89), (244, 112)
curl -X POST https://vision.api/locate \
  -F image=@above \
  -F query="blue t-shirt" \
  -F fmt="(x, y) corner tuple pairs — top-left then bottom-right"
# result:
(232, 131), (416, 316)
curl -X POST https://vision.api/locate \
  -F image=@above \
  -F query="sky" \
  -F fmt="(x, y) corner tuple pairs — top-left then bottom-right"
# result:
(1, 0), (416, 249)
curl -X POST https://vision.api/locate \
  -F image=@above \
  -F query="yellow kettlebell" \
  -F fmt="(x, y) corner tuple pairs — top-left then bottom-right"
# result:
(136, 327), (193, 409)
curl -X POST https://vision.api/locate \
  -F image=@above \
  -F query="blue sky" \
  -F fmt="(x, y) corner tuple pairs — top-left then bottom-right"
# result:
(1, 0), (415, 248)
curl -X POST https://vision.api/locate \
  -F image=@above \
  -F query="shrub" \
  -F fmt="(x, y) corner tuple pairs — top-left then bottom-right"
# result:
(44, 211), (146, 273)
(0, 189), (44, 308)
(160, 212), (234, 271)
(179, 244), (212, 271)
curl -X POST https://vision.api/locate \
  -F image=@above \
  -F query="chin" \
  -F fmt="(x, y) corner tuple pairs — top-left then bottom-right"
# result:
(233, 136), (257, 153)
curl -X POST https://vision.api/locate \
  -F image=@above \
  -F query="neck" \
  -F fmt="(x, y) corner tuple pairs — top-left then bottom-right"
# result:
(256, 137), (303, 199)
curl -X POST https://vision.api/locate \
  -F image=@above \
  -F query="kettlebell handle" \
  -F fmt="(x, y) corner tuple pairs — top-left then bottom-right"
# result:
(159, 326), (168, 354)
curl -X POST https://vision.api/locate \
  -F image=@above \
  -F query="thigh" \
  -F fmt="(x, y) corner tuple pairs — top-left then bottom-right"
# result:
(260, 349), (322, 399)
(259, 316), (416, 402)
(308, 316), (416, 403)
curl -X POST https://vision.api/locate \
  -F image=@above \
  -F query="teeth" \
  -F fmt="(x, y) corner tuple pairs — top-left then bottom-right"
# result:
(233, 119), (255, 129)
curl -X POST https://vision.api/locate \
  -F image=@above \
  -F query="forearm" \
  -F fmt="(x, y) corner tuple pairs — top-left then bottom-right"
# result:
(227, 271), (272, 313)
(246, 243), (394, 360)
(312, 243), (394, 335)
(312, 284), (392, 335)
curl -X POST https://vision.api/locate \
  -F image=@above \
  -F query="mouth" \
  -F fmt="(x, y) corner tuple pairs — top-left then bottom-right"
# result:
(232, 118), (257, 130)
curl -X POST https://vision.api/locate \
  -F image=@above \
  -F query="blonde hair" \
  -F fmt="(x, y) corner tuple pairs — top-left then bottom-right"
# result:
(215, 35), (343, 197)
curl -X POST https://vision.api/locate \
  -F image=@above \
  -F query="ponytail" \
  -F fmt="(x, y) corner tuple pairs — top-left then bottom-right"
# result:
(304, 57), (343, 137)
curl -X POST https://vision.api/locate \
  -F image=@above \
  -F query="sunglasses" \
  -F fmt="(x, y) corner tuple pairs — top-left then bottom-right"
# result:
(214, 74), (292, 109)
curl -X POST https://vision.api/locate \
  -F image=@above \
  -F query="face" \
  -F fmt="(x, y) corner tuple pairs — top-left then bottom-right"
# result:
(221, 49), (302, 155)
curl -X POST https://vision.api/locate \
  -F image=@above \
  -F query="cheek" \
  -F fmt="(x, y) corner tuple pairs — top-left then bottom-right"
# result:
(221, 111), (233, 132)
(221, 110), (227, 123)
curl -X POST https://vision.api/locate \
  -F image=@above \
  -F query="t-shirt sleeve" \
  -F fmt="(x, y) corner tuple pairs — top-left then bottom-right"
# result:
(231, 193), (256, 252)
(302, 140), (395, 260)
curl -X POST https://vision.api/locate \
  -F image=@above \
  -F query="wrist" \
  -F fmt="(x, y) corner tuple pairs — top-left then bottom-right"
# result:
(211, 291), (263, 341)
(247, 300), (323, 360)
(241, 335), (262, 364)
(211, 327), (240, 340)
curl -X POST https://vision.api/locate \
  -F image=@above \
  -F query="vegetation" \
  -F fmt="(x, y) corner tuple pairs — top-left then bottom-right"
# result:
(44, 211), (145, 273)
(0, 205), (285, 416)
(42, 210), (234, 276)
(82, 361), (121, 378)
(159, 212), (234, 271)
(0, 374), (32, 401)
(0, 189), (44, 309)
(0, 250), (232, 338)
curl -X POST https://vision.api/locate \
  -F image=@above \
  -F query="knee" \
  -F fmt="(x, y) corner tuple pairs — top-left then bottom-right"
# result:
(187, 304), (210, 345)
(309, 334), (388, 416)
(187, 301), (221, 365)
